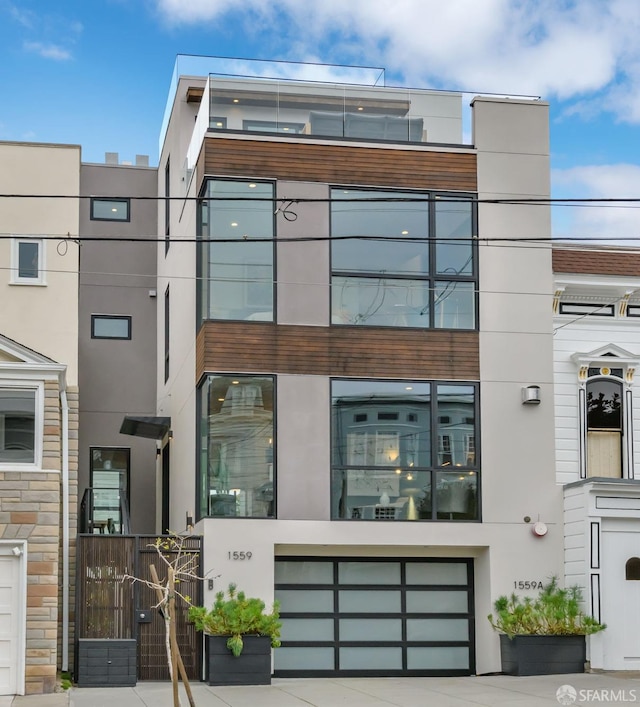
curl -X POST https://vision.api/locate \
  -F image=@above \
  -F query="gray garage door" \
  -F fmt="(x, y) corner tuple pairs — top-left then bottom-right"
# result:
(274, 557), (474, 677)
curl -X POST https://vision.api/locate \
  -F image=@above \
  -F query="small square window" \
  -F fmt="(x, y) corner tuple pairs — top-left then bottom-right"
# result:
(11, 238), (45, 285)
(92, 315), (132, 340)
(90, 198), (130, 221)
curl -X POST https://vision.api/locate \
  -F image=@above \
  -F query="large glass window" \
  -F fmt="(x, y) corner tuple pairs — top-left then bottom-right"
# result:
(0, 388), (37, 464)
(90, 448), (130, 533)
(331, 380), (478, 521)
(199, 374), (274, 519)
(198, 179), (274, 323)
(331, 189), (476, 329)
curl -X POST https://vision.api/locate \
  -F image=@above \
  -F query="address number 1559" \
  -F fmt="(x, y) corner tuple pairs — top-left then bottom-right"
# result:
(228, 551), (252, 560)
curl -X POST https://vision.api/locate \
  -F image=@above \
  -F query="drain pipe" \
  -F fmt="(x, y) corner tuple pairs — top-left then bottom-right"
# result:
(60, 379), (70, 672)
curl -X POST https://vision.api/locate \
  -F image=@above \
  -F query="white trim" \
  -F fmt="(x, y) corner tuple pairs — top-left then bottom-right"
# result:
(0, 381), (44, 471)
(0, 539), (27, 695)
(10, 237), (46, 286)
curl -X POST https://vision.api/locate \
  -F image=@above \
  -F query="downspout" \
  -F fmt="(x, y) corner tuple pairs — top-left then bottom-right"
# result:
(60, 379), (70, 672)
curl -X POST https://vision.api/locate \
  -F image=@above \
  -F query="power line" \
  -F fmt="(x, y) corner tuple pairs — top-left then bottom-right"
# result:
(2, 193), (640, 204)
(4, 232), (640, 243)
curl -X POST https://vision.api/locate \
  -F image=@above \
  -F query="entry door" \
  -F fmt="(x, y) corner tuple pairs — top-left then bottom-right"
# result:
(601, 523), (640, 669)
(0, 553), (22, 695)
(274, 557), (474, 677)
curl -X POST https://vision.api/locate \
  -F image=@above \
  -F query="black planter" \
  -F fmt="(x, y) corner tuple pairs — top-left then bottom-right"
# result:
(499, 634), (586, 676)
(205, 635), (272, 685)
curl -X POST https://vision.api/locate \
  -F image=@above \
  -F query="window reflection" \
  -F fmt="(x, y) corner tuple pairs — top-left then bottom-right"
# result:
(200, 375), (274, 518)
(331, 188), (476, 330)
(199, 180), (274, 322)
(331, 380), (477, 521)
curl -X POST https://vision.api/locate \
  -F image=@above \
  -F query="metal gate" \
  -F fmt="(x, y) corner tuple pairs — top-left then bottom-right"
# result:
(76, 535), (203, 680)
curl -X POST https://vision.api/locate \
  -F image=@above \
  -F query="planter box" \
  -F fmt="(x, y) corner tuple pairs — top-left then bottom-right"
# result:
(499, 634), (586, 676)
(205, 635), (272, 685)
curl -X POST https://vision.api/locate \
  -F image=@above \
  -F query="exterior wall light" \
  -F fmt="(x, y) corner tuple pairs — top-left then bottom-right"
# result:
(522, 385), (541, 405)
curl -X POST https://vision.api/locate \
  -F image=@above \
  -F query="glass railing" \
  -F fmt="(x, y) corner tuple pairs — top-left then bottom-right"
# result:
(207, 76), (463, 146)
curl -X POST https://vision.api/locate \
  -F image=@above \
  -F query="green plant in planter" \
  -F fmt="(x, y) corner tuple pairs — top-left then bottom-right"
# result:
(188, 583), (281, 657)
(488, 576), (606, 637)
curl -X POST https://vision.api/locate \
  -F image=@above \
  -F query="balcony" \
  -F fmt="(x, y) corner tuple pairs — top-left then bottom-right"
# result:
(203, 76), (462, 145)
(170, 57), (467, 177)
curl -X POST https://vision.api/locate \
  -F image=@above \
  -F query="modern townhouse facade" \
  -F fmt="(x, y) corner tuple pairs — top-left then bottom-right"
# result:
(157, 60), (560, 677)
(78, 155), (159, 537)
(0, 141), (80, 695)
(553, 245), (640, 670)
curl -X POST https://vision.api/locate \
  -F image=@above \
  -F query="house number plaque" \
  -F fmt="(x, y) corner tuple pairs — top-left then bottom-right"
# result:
(227, 551), (253, 560)
(513, 580), (544, 590)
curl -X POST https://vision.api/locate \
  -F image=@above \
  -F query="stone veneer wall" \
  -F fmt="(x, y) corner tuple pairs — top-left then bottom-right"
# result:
(0, 379), (77, 695)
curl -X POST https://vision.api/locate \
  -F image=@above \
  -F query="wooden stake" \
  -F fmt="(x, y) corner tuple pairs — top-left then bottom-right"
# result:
(150, 564), (196, 707)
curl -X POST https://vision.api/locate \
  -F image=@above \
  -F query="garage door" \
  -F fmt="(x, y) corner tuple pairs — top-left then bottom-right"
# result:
(0, 552), (22, 695)
(274, 557), (474, 676)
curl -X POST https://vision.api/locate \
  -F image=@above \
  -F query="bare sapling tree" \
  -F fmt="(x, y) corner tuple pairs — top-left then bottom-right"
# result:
(124, 532), (211, 707)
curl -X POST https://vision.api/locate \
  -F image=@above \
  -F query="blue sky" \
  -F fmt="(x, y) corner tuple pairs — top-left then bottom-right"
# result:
(1, 0), (640, 240)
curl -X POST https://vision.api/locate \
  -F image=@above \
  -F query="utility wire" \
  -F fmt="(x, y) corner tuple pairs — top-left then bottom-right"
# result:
(2, 194), (640, 204)
(3, 234), (640, 243)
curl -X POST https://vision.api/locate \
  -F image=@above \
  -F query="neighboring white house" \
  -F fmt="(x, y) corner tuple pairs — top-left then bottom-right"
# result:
(554, 245), (640, 670)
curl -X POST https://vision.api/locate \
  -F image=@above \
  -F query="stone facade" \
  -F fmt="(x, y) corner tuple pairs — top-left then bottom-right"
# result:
(0, 380), (78, 694)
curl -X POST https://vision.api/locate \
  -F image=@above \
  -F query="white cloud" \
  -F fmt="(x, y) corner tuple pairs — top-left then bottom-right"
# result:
(154, 0), (640, 123)
(24, 41), (72, 61)
(552, 164), (640, 242)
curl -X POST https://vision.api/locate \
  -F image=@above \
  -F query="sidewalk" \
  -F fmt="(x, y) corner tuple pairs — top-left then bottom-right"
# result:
(4, 673), (640, 707)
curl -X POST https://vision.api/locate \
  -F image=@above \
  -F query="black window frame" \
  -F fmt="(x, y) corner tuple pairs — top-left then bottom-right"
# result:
(165, 156), (171, 253)
(329, 187), (478, 330)
(559, 302), (615, 317)
(164, 285), (170, 383)
(196, 372), (276, 522)
(89, 446), (131, 534)
(91, 314), (132, 340)
(330, 377), (480, 522)
(90, 198), (130, 222)
(196, 176), (277, 325)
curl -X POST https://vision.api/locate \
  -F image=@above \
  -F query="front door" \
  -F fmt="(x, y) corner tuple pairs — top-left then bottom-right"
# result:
(601, 520), (640, 669)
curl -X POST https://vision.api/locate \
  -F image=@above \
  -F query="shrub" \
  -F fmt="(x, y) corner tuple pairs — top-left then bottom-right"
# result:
(488, 576), (606, 638)
(188, 583), (281, 657)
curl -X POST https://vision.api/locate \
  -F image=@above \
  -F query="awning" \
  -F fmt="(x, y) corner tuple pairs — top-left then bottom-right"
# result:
(120, 416), (171, 440)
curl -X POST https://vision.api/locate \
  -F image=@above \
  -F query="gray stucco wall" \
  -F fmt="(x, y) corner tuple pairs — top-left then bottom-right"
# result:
(78, 163), (158, 533)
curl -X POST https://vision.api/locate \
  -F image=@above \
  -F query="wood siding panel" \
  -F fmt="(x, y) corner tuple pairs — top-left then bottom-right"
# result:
(197, 322), (479, 381)
(200, 137), (477, 191)
(553, 248), (640, 277)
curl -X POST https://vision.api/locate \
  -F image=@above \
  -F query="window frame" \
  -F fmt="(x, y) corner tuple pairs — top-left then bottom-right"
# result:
(196, 372), (276, 521)
(90, 198), (130, 222)
(330, 377), (480, 522)
(91, 314), (132, 340)
(89, 446), (131, 533)
(0, 381), (44, 471)
(10, 237), (45, 286)
(164, 285), (170, 383)
(329, 188), (478, 330)
(197, 177), (276, 325)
